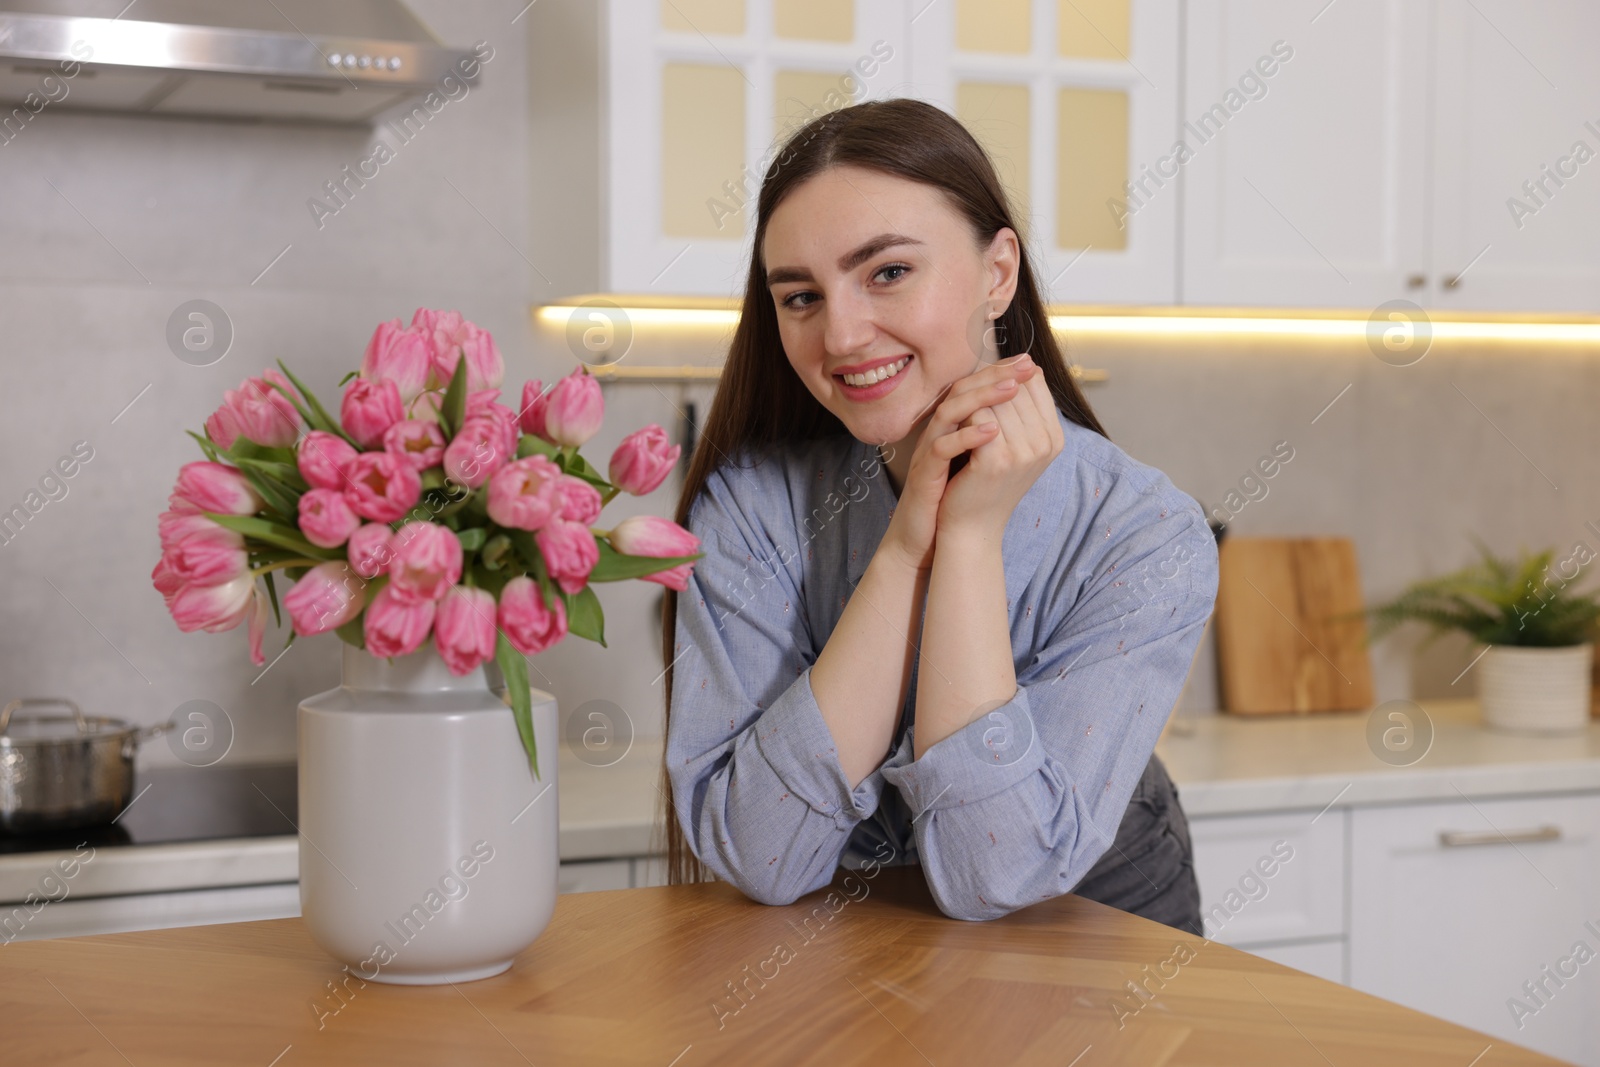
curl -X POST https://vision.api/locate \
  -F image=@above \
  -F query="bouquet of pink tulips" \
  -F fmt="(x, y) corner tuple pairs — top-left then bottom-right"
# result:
(152, 308), (702, 776)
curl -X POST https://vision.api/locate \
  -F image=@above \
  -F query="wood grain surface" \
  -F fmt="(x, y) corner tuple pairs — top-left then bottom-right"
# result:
(1215, 537), (1376, 714)
(0, 865), (1563, 1066)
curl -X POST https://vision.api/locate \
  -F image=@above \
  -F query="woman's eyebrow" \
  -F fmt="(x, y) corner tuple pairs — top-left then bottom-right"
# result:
(765, 233), (924, 287)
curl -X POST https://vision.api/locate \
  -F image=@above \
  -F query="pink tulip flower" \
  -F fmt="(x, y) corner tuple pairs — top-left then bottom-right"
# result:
(486, 455), (561, 531)
(535, 519), (598, 595)
(158, 510), (224, 553)
(608, 515), (701, 592)
(364, 584), (436, 658)
(543, 368), (603, 447)
(466, 390), (520, 454)
(163, 524), (248, 586)
(361, 318), (434, 404)
(342, 451), (422, 523)
(412, 308), (504, 393)
(387, 523), (462, 603)
(213, 369), (303, 449)
(609, 424), (681, 496)
(297, 488), (362, 549)
(519, 379), (550, 438)
(173, 462), (264, 516)
(340, 377), (404, 449)
(168, 573), (255, 633)
(555, 475), (602, 525)
(434, 585), (497, 675)
(151, 556), (185, 599)
(204, 404), (243, 450)
(498, 576), (567, 656)
(383, 419), (447, 471)
(347, 522), (394, 580)
(283, 560), (368, 636)
(297, 431), (359, 492)
(442, 415), (513, 491)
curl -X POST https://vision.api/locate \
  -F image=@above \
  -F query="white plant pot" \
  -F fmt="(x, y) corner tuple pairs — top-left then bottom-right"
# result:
(1477, 643), (1594, 735)
(298, 642), (559, 985)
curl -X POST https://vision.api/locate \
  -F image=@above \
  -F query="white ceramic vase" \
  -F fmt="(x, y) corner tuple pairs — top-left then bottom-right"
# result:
(1477, 643), (1594, 735)
(298, 642), (560, 984)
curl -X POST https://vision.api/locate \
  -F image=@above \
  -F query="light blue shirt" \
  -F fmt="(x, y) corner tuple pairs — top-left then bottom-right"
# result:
(667, 406), (1219, 921)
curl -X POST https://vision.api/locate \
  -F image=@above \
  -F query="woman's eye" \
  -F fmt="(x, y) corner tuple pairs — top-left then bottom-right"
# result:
(874, 263), (910, 284)
(781, 291), (818, 310)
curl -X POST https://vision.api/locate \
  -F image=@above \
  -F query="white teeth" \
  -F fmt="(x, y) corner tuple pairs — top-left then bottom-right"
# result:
(842, 356), (909, 388)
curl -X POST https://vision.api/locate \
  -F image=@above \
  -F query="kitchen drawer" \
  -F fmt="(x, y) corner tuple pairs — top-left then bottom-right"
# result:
(1189, 809), (1345, 945)
(557, 859), (631, 895)
(1349, 792), (1600, 1065)
(0, 882), (300, 942)
(631, 856), (667, 889)
(1242, 938), (1345, 984)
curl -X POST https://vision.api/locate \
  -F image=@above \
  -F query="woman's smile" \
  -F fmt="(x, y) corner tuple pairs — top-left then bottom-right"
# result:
(834, 354), (913, 401)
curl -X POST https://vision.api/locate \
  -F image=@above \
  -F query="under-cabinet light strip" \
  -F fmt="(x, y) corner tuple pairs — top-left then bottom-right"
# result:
(534, 304), (1600, 342)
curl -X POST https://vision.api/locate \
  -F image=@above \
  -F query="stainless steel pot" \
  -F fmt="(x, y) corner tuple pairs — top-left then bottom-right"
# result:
(0, 698), (170, 835)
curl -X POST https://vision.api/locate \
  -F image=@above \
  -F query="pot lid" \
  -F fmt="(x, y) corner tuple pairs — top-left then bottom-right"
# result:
(0, 698), (130, 743)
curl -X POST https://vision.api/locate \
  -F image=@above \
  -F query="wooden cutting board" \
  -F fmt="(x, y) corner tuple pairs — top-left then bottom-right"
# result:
(1215, 537), (1375, 714)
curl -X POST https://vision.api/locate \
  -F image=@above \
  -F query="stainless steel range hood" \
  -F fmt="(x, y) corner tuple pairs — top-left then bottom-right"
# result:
(0, 0), (480, 124)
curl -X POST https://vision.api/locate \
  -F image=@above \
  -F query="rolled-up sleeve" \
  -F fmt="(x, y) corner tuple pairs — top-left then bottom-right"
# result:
(880, 499), (1218, 922)
(666, 487), (889, 906)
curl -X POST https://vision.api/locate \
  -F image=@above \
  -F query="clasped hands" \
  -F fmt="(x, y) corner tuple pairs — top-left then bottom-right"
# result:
(881, 352), (1066, 573)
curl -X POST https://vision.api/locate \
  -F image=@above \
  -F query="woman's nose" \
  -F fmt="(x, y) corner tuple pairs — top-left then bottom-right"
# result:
(822, 291), (876, 357)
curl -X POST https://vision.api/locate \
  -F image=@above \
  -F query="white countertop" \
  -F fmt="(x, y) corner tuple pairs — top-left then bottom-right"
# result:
(8, 700), (1599, 902)
(1157, 698), (1600, 817)
(0, 740), (669, 905)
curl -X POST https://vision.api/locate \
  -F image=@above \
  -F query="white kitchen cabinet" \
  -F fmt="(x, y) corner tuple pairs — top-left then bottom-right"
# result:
(548, 1), (1180, 304)
(1189, 808), (1346, 946)
(1182, 2), (1600, 313)
(0, 883), (301, 943)
(557, 858), (632, 894)
(1428, 0), (1600, 312)
(1349, 792), (1600, 1067)
(1244, 938), (1345, 984)
(631, 855), (669, 889)
(907, 0), (1181, 305)
(599, 0), (913, 297)
(1180, 0), (1432, 308)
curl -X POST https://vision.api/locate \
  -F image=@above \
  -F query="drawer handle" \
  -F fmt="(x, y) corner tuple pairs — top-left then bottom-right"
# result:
(1439, 826), (1561, 847)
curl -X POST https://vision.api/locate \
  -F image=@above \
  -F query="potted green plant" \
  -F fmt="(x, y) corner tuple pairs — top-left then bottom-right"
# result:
(1359, 538), (1600, 734)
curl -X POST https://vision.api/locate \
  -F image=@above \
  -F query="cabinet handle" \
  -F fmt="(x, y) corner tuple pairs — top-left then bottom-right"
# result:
(1442, 274), (1462, 289)
(1438, 825), (1560, 847)
(1406, 273), (1426, 289)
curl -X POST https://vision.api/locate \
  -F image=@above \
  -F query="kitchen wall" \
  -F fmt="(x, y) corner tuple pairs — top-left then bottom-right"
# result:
(0, 1), (1593, 766)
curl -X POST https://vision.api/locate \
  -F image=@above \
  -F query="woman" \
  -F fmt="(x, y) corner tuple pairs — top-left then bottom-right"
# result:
(659, 98), (1218, 931)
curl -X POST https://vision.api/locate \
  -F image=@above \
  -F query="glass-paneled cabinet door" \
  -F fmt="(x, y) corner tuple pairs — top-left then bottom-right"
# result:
(908, 0), (1179, 305)
(604, 0), (914, 297)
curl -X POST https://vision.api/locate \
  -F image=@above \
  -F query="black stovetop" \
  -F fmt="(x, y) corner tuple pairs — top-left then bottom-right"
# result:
(0, 762), (297, 855)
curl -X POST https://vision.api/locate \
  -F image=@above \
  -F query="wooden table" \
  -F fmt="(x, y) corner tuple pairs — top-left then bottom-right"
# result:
(0, 866), (1566, 1066)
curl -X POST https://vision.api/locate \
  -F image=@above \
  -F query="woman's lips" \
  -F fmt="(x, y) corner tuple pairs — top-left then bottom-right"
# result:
(835, 355), (912, 402)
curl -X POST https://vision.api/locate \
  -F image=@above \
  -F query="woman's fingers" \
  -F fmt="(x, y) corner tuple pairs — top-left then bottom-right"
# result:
(930, 367), (1031, 440)
(986, 390), (1028, 455)
(929, 420), (999, 460)
(1020, 366), (1063, 452)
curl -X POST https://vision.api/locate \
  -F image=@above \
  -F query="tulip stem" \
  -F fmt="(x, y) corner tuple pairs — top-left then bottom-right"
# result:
(600, 486), (622, 506)
(251, 558), (322, 577)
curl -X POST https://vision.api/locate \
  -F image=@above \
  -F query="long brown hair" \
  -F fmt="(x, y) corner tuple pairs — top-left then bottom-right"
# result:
(657, 97), (1109, 885)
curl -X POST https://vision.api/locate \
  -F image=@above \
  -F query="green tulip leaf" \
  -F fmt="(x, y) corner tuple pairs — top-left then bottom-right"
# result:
(495, 631), (540, 780)
(440, 356), (469, 439)
(561, 585), (605, 646)
(587, 537), (702, 583)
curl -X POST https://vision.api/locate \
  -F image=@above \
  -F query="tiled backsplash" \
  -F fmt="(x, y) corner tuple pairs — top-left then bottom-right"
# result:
(1, 1), (1594, 767)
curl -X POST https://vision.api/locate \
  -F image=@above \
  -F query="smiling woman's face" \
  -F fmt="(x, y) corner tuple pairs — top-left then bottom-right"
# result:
(762, 164), (1019, 449)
